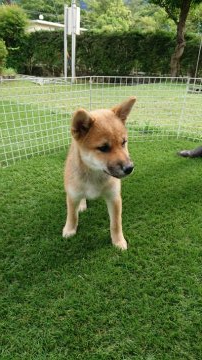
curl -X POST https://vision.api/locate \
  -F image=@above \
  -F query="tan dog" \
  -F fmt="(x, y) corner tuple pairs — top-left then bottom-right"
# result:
(63, 97), (136, 250)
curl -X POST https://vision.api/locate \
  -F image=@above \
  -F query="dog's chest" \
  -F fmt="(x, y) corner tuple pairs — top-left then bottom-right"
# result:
(68, 172), (108, 200)
(83, 178), (104, 199)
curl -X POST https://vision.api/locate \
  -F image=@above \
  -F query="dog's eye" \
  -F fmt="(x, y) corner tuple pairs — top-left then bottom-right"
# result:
(97, 144), (111, 153)
(122, 139), (127, 147)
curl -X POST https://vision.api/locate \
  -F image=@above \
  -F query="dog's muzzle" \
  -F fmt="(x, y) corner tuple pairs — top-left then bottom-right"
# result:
(106, 162), (134, 179)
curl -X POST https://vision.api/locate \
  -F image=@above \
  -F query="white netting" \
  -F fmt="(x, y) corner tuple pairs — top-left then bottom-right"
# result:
(1, 76), (202, 166)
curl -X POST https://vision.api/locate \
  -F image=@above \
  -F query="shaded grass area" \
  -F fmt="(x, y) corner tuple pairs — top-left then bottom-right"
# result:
(1, 139), (202, 360)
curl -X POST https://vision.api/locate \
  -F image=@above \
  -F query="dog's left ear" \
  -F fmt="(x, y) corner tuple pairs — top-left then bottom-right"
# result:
(111, 96), (136, 124)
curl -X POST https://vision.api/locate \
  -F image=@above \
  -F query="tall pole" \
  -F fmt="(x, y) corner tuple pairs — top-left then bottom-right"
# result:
(64, 5), (68, 79)
(71, 0), (76, 82)
(194, 34), (202, 79)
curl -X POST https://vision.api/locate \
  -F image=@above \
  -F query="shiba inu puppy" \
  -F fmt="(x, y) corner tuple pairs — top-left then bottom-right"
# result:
(63, 97), (136, 250)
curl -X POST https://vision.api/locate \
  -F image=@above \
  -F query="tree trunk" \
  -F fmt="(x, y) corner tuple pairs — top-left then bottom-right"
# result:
(170, 0), (191, 77)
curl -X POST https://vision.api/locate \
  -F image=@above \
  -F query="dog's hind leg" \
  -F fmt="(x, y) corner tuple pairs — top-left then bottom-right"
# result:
(78, 198), (87, 212)
(63, 195), (80, 238)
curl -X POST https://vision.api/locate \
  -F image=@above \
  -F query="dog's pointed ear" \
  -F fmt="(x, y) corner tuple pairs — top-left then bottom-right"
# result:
(111, 96), (136, 124)
(71, 109), (94, 140)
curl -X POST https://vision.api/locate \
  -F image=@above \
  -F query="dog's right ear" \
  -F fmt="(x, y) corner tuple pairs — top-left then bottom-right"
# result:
(111, 96), (136, 124)
(71, 109), (94, 140)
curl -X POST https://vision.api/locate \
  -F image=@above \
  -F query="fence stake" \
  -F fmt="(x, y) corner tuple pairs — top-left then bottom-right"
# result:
(177, 77), (190, 139)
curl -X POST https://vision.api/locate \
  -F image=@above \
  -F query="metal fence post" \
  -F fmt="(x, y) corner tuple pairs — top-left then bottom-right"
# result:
(177, 77), (190, 139)
(64, 5), (68, 79)
(89, 76), (92, 111)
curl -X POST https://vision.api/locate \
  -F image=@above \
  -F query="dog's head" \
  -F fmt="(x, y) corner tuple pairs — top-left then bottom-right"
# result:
(71, 97), (136, 179)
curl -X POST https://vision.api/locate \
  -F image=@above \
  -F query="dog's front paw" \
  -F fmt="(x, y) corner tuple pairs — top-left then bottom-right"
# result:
(62, 226), (77, 238)
(112, 237), (128, 250)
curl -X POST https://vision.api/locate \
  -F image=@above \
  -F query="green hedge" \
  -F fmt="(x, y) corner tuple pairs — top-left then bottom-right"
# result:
(0, 38), (8, 74)
(8, 30), (202, 77)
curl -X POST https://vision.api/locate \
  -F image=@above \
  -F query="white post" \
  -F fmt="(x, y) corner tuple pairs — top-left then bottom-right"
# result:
(177, 77), (190, 139)
(66, 1), (80, 82)
(194, 34), (202, 79)
(71, 0), (76, 82)
(64, 5), (68, 79)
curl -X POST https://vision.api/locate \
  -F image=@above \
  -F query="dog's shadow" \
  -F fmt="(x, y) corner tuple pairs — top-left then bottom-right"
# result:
(26, 192), (112, 265)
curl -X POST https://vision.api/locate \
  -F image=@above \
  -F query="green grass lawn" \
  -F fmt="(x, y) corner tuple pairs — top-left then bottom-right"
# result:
(1, 139), (202, 360)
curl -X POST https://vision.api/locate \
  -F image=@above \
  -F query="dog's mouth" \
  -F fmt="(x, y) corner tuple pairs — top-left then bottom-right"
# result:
(104, 164), (134, 179)
(103, 170), (124, 179)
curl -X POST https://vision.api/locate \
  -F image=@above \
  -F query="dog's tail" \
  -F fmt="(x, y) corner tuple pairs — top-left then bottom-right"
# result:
(178, 146), (202, 158)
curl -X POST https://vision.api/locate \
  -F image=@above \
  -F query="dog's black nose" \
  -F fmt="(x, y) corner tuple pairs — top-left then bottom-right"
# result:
(123, 164), (134, 175)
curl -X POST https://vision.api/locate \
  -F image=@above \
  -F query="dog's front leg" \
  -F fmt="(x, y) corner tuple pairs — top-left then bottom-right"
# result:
(63, 195), (80, 238)
(106, 195), (127, 250)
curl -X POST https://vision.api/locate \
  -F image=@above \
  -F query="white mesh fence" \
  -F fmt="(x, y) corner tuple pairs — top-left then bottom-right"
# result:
(1, 76), (202, 166)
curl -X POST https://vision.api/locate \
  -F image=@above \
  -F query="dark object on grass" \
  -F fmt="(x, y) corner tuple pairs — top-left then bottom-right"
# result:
(178, 146), (202, 158)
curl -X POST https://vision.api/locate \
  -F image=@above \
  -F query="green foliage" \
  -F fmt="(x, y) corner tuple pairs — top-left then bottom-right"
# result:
(0, 38), (8, 73)
(149, 0), (202, 23)
(186, 3), (202, 33)
(0, 4), (28, 47)
(7, 30), (201, 76)
(1, 66), (16, 76)
(21, 30), (63, 76)
(83, 0), (132, 33)
(127, 0), (175, 32)
(0, 4), (28, 71)
(79, 30), (200, 76)
(76, 31), (143, 75)
(149, 0), (202, 75)
(181, 34), (202, 76)
(17, 0), (70, 22)
(2, 0), (201, 34)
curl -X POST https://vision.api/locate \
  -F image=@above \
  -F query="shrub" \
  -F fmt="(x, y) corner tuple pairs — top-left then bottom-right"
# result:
(0, 38), (8, 74)
(5, 28), (202, 77)
(0, 5), (27, 48)
(181, 34), (202, 77)
(1, 67), (16, 77)
(0, 4), (27, 72)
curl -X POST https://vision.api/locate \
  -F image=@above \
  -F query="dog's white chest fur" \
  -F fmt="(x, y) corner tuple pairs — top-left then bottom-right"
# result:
(68, 183), (102, 200)
(83, 182), (103, 199)
(68, 171), (120, 201)
(68, 172), (107, 200)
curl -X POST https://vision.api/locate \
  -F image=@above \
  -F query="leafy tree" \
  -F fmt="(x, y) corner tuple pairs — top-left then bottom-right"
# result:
(127, 0), (175, 32)
(0, 4), (27, 48)
(149, 0), (202, 76)
(186, 2), (202, 32)
(83, 0), (132, 32)
(0, 4), (28, 71)
(15, 0), (70, 22)
(0, 38), (8, 73)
